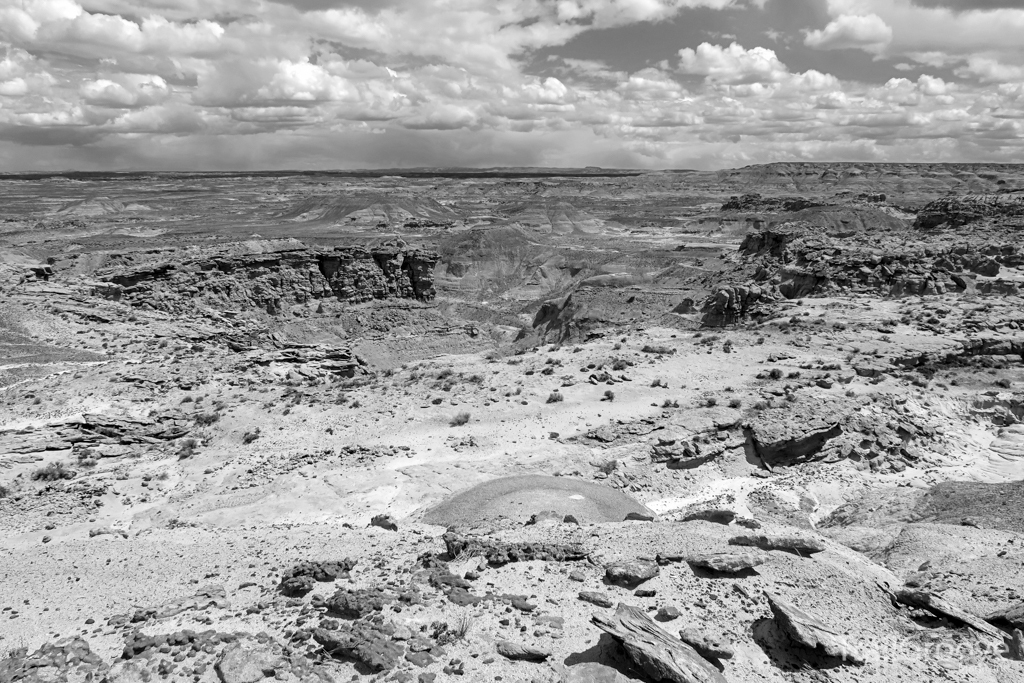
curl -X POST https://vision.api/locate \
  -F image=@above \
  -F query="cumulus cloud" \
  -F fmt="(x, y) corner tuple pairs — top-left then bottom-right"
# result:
(678, 42), (788, 83)
(0, 0), (1023, 169)
(80, 74), (170, 107)
(804, 13), (893, 53)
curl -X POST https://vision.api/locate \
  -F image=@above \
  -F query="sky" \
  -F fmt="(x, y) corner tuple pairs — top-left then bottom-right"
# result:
(1, 0), (1024, 171)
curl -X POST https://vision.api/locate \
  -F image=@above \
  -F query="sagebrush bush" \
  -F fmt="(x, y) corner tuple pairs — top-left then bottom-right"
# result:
(32, 462), (75, 482)
(449, 412), (471, 426)
(546, 391), (564, 404)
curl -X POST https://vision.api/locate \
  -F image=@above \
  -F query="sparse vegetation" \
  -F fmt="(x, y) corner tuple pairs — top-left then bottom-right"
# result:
(602, 390), (615, 401)
(546, 391), (564, 403)
(177, 438), (198, 459)
(32, 462), (75, 482)
(768, 368), (784, 380)
(641, 344), (675, 355)
(449, 411), (471, 426)
(242, 428), (261, 444)
(194, 412), (220, 426)
(728, 398), (742, 408)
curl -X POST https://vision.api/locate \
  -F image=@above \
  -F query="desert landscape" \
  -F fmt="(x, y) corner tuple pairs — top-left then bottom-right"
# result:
(0, 163), (1022, 683)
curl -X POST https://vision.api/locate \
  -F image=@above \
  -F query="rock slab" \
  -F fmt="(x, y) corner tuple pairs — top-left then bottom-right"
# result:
(592, 602), (727, 683)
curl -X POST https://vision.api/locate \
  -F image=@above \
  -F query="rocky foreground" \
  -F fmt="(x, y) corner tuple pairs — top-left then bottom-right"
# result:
(1, 164), (1023, 682)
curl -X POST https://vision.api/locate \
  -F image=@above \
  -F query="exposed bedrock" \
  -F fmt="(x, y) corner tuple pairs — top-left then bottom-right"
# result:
(724, 222), (1024, 307)
(88, 239), (437, 314)
(915, 193), (1024, 230)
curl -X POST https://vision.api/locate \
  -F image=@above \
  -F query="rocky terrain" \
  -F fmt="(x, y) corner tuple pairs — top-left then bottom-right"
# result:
(1, 163), (1024, 683)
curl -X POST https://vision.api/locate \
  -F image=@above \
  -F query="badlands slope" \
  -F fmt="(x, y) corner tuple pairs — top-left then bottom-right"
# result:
(1, 164), (1023, 683)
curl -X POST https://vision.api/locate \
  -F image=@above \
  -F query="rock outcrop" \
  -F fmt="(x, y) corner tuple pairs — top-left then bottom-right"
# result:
(766, 593), (864, 665)
(88, 239), (437, 315)
(915, 193), (1024, 230)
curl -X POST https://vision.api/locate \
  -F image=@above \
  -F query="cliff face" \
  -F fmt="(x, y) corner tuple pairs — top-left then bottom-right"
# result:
(915, 194), (1024, 230)
(92, 240), (438, 315)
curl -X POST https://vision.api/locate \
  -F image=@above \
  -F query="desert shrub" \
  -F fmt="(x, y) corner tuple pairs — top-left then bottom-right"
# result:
(705, 397), (718, 407)
(651, 378), (667, 388)
(752, 400), (770, 411)
(661, 399), (679, 408)
(0, 483), (10, 498)
(728, 398), (742, 408)
(194, 412), (220, 426)
(787, 371), (801, 379)
(995, 378), (1012, 389)
(467, 374), (484, 384)
(611, 359), (631, 371)
(177, 438), (198, 459)
(32, 462), (75, 482)
(602, 390), (615, 402)
(450, 412), (471, 427)
(597, 459), (618, 474)
(431, 615), (473, 645)
(350, 399), (361, 408)
(546, 391), (564, 404)
(180, 395), (194, 404)
(437, 368), (454, 380)
(641, 345), (675, 355)
(242, 428), (261, 445)
(784, 392), (798, 402)
(613, 343), (622, 350)
(722, 340), (733, 353)
(768, 368), (783, 380)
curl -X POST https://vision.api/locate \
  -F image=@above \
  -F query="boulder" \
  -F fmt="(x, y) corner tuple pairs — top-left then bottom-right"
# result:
(560, 662), (633, 683)
(579, 591), (615, 608)
(313, 623), (403, 672)
(685, 552), (766, 573)
(896, 589), (1003, 639)
(495, 641), (551, 662)
(592, 603), (727, 683)
(215, 640), (287, 683)
(728, 533), (826, 555)
(605, 560), (660, 587)
(766, 593), (864, 665)
(678, 628), (734, 661)
(370, 514), (398, 531)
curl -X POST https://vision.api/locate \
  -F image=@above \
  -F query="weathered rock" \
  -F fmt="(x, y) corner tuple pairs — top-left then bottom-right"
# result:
(679, 509), (735, 525)
(766, 593), (865, 665)
(313, 623), (403, 672)
(0, 637), (108, 683)
(987, 602), (1024, 630)
(442, 533), (589, 566)
(678, 628), (734, 661)
(495, 641), (551, 662)
(95, 239), (438, 315)
(1008, 629), (1024, 661)
(896, 589), (1003, 639)
(605, 560), (660, 586)
(685, 552), (766, 573)
(592, 603), (727, 683)
(325, 587), (393, 618)
(728, 533), (826, 555)
(560, 662), (633, 683)
(579, 591), (615, 608)
(370, 514), (398, 531)
(279, 559), (355, 596)
(215, 639), (287, 683)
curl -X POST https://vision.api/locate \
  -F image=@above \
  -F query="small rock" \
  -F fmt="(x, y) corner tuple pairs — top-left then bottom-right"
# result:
(496, 641), (550, 662)
(578, 591), (615, 608)
(605, 560), (659, 586)
(656, 606), (681, 621)
(370, 514), (398, 531)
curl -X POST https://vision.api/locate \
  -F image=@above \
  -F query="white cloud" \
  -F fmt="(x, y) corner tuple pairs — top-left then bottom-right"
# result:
(678, 42), (788, 83)
(804, 13), (892, 54)
(80, 74), (169, 107)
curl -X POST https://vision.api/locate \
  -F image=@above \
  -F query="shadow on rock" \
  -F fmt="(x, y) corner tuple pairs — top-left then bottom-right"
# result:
(751, 618), (849, 672)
